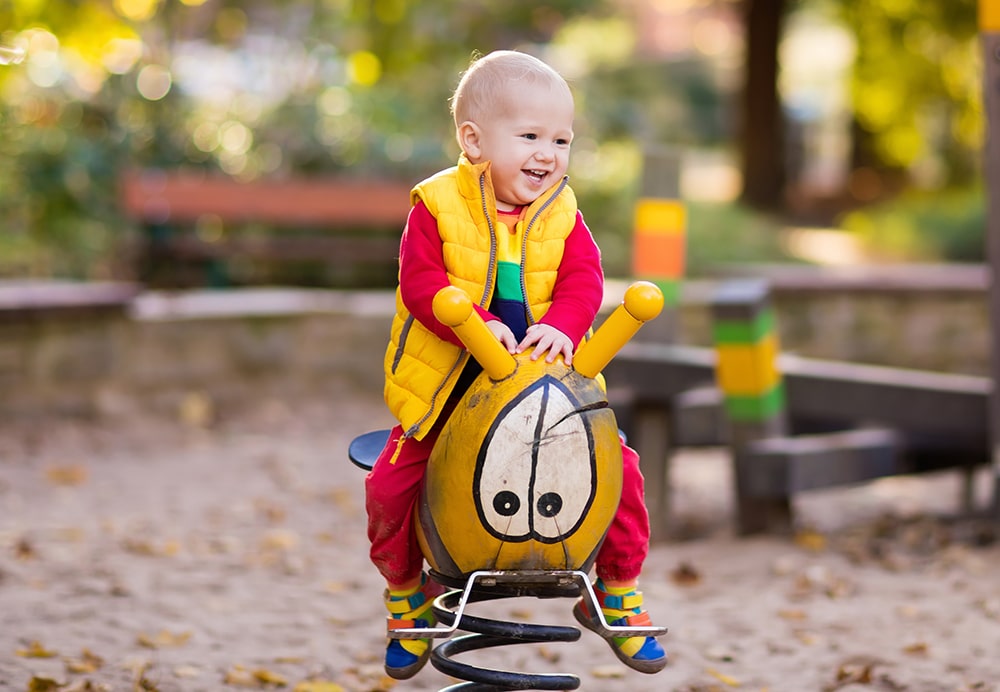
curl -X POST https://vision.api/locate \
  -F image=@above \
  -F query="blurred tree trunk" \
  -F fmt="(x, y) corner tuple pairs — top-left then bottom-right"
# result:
(740, 0), (787, 211)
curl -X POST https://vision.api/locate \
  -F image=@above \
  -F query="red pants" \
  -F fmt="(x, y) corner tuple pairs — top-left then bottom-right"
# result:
(365, 422), (650, 586)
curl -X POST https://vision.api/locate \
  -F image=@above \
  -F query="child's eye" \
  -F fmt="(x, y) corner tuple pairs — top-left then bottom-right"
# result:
(556, 138), (570, 146)
(521, 133), (537, 140)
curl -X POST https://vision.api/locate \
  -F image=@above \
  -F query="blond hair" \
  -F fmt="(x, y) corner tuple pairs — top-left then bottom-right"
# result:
(450, 50), (572, 127)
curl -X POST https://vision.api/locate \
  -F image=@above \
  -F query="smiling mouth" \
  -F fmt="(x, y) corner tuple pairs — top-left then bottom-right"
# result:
(524, 169), (547, 184)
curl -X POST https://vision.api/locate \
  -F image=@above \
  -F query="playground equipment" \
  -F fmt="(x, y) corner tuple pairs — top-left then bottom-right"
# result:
(350, 281), (667, 690)
(607, 277), (991, 536)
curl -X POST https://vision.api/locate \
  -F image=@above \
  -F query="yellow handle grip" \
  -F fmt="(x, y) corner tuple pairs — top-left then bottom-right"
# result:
(432, 286), (517, 380)
(574, 281), (664, 379)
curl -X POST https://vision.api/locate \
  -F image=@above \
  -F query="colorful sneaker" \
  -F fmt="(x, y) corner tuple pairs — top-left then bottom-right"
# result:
(383, 573), (445, 680)
(572, 578), (667, 674)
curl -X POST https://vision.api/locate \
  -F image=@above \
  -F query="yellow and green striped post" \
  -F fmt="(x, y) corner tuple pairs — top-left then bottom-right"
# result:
(632, 149), (686, 310)
(712, 280), (786, 438)
(712, 279), (790, 532)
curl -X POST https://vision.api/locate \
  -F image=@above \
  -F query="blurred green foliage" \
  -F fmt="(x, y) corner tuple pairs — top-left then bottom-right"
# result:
(837, 0), (981, 182)
(1, 0), (733, 283)
(0, 0), (988, 285)
(839, 186), (986, 263)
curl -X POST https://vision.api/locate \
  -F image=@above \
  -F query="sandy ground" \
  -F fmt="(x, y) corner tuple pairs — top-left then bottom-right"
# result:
(2, 390), (1000, 692)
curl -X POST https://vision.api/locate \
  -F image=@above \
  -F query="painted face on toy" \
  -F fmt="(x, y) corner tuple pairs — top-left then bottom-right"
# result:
(474, 375), (597, 543)
(416, 356), (623, 579)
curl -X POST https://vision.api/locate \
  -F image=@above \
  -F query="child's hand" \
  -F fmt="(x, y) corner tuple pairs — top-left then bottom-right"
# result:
(485, 320), (518, 353)
(517, 324), (574, 366)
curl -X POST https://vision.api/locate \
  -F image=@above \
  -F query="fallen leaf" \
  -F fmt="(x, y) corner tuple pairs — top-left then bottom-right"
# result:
(132, 659), (159, 691)
(535, 645), (560, 663)
(902, 641), (929, 657)
(64, 681), (111, 692)
(706, 667), (742, 687)
(826, 656), (884, 691)
(178, 391), (214, 427)
(64, 648), (104, 673)
(253, 669), (288, 686)
(293, 683), (345, 692)
(794, 528), (827, 552)
(17, 640), (59, 658)
(670, 561), (702, 586)
(591, 665), (626, 679)
(122, 537), (179, 557)
(793, 629), (820, 646)
(173, 666), (202, 679)
(136, 630), (192, 649)
(327, 487), (356, 511)
(27, 677), (63, 692)
(254, 498), (287, 523)
(977, 598), (1000, 620)
(54, 528), (85, 543)
(135, 675), (160, 691)
(15, 537), (37, 560)
(259, 529), (300, 552)
(323, 581), (348, 594)
(223, 665), (289, 688)
(223, 666), (258, 687)
(834, 662), (872, 684)
(44, 464), (89, 486)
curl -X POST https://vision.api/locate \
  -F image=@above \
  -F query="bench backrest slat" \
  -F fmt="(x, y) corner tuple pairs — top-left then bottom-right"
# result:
(120, 169), (413, 227)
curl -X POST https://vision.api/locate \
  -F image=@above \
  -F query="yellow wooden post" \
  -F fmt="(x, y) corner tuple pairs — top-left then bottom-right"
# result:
(631, 149), (686, 314)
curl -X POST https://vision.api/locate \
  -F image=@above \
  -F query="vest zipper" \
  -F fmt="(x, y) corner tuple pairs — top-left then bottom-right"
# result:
(478, 171), (499, 307)
(520, 176), (568, 325)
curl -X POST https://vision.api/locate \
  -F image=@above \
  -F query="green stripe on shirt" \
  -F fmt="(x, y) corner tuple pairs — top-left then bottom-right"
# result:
(496, 260), (522, 300)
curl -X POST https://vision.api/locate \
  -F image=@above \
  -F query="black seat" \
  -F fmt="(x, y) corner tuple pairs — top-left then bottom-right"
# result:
(349, 428), (392, 470)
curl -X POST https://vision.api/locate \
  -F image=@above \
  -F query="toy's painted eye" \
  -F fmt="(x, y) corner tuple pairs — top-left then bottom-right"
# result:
(493, 491), (521, 517)
(474, 376), (596, 543)
(536, 492), (562, 518)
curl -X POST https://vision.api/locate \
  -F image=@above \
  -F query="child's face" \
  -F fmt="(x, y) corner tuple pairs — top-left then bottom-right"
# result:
(460, 82), (574, 212)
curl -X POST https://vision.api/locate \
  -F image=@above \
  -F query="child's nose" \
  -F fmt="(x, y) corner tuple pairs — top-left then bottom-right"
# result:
(534, 144), (555, 161)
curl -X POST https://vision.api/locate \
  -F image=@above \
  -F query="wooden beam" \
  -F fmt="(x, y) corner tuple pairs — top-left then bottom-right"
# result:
(120, 169), (412, 227)
(609, 343), (990, 441)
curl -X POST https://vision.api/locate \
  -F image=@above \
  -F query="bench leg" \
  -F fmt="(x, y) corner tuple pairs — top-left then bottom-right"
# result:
(732, 449), (792, 535)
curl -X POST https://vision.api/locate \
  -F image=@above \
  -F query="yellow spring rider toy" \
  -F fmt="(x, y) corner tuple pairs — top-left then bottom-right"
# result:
(350, 281), (667, 690)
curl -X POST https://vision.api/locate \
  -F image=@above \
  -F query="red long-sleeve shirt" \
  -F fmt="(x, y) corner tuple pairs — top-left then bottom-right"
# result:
(398, 200), (605, 349)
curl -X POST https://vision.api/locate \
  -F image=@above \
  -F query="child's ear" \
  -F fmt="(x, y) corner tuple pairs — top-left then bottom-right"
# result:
(457, 121), (482, 160)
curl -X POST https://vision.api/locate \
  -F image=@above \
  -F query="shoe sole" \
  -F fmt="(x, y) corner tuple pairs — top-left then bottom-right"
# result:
(572, 602), (668, 674)
(385, 645), (431, 680)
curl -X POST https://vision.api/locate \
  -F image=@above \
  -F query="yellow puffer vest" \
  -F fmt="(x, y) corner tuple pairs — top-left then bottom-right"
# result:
(384, 155), (579, 440)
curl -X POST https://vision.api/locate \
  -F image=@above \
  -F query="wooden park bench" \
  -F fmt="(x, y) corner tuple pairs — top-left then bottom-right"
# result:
(606, 278), (991, 538)
(119, 168), (412, 289)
